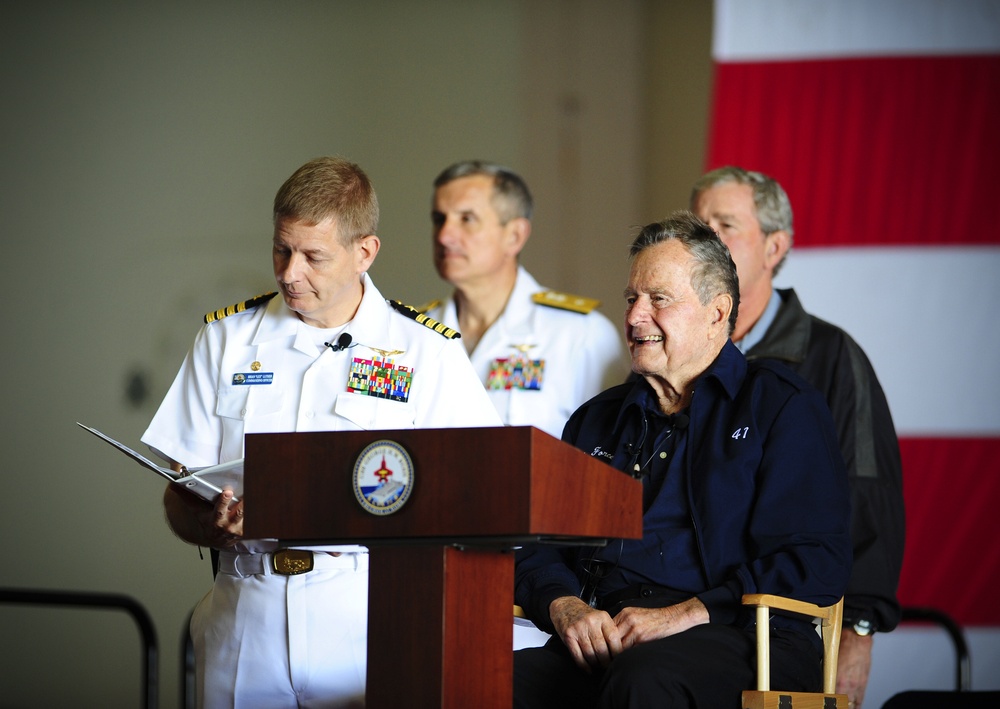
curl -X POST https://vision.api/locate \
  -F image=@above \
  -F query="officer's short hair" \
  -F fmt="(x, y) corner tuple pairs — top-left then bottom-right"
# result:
(273, 156), (379, 243)
(433, 160), (533, 224)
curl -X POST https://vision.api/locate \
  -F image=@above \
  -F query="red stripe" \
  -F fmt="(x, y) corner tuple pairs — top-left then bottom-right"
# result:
(707, 55), (1000, 247)
(897, 437), (1000, 626)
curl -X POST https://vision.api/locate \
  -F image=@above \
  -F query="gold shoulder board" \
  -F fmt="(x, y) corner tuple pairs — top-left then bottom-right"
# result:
(531, 290), (600, 314)
(413, 299), (443, 314)
(204, 292), (278, 324)
(387, 299), (461, 339)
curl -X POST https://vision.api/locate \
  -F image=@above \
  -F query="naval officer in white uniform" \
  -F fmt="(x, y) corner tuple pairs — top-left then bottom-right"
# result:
(143, 157), (501, 708)
(425, 161), (629, 650)
(426, 160), (628, 440)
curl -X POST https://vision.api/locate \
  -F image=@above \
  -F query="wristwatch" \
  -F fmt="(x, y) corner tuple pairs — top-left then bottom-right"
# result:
(851, 618), (874, 636)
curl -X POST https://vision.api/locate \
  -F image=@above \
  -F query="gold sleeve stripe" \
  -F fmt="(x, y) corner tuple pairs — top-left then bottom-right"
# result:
(204, 292), (278, 324)
(387, 299), (461, 339)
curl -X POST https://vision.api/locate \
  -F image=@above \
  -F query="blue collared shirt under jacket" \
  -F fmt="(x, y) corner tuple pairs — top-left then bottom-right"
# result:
(514, 340), (853, 637)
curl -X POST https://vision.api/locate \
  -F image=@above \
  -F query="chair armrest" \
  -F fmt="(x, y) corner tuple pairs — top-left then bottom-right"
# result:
(742, 593), (840, 626)
(742, 594), (844, 694)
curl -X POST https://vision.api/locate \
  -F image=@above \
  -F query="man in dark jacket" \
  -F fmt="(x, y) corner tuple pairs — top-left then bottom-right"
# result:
(513, 212), (852, 708)
(692, 166), (904, 709)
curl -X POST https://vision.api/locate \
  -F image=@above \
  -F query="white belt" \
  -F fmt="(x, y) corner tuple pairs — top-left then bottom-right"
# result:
(218, 549), (369, 578)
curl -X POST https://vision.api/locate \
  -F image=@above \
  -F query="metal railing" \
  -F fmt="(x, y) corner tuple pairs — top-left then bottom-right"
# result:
(0, 587), (158, 709)
(900, 605), (971, 692)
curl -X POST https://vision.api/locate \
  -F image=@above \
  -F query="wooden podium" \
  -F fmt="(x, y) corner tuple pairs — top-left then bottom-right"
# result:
(244, 426), (642, 708)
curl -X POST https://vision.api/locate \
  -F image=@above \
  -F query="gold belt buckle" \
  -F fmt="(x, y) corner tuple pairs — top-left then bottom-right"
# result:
(271, 549), (314, 575)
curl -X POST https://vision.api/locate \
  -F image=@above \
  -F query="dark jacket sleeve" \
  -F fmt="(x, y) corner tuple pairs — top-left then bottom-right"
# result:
(513, 385), (628, 633)
(513, 545), (580, 634)
(797, 319), (905, 632)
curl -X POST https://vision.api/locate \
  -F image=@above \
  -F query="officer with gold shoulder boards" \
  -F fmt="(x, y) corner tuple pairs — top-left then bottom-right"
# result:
(427, 160), (630, 441)
(427, 160), (630, 652)
(142, 157), (501, 709)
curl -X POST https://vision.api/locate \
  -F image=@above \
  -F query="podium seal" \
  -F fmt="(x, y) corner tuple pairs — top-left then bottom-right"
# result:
(352, 440), (415, 516)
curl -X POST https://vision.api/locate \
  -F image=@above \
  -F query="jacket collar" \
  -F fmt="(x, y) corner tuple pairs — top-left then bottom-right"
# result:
(745, 287), (810, 364)
(614, 340), (746, 433)
(608, 340), (746, 471)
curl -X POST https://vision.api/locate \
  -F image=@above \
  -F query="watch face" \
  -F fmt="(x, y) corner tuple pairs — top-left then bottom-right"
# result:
(853, 619), (873, 635)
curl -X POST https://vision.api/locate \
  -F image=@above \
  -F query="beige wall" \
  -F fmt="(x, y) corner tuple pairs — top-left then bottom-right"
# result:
(0, 2), (712, 705)
(644, 1), (715, 219)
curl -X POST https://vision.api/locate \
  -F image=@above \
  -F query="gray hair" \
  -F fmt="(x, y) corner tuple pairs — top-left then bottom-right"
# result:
(433, 160), (533, 224)
(691, 166), (794, 275)
(629, 210), (740, 335)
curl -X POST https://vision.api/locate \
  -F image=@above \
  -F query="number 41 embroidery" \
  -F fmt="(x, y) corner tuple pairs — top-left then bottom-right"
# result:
(731, 426), (750, 440)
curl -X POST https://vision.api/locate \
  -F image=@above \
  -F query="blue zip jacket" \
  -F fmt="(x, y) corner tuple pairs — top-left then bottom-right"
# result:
(514, 340), (852, 634)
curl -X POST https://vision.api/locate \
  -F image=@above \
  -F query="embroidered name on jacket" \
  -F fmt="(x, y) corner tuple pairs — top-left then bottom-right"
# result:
(590, 446), (613, 461)
(348, 356), (413, 403)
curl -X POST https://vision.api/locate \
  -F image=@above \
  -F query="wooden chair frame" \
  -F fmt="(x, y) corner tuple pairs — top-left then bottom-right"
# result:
(741, 594), (848, 709)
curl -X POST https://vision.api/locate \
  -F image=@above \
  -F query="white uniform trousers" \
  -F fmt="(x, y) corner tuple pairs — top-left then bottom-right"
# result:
(191, 552), (369, 709)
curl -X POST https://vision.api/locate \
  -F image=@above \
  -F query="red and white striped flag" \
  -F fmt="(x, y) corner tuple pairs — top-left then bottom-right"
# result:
(707, 0), (1000, 626)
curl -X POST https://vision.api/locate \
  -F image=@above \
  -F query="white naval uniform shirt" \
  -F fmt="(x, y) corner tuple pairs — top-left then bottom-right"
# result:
(427, 266), (630, 440)
(142, 272), (501, 552)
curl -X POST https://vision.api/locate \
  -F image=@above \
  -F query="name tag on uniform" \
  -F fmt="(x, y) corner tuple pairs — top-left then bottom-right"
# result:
(487, 356), (544, 391)
(232, 372), (274, 385)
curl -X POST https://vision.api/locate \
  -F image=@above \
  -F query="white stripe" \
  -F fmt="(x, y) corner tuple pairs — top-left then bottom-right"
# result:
(774, 247), (1000, 436)
(714, 0), (1000, 61)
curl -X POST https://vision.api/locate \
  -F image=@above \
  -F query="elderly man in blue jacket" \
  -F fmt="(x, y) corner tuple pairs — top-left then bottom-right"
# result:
(513, 211), (852, 708)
